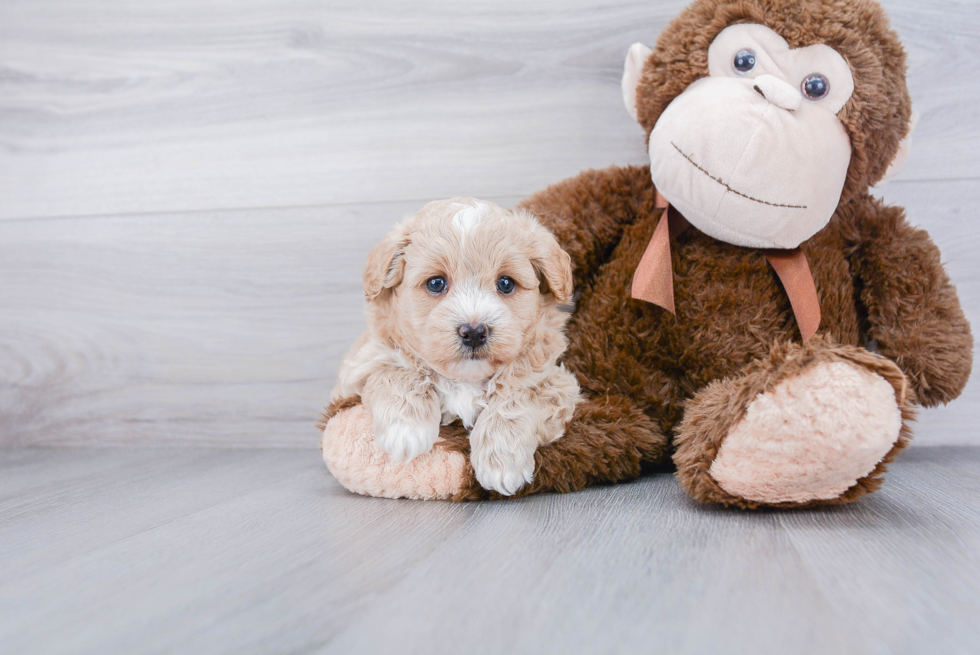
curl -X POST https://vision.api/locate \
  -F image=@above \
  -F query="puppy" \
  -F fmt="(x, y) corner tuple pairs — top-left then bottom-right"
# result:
(332, 198), (581, 495)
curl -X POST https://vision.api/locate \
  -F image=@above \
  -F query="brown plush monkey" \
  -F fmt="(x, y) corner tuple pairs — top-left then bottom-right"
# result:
(322, 0), (972, 508)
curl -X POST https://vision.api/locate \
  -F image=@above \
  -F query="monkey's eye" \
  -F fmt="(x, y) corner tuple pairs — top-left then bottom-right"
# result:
(426, 276), (447, 294)
(802, 74), (830, 100)
(496, 276), (515, 295)
(733, 49), (756, 74)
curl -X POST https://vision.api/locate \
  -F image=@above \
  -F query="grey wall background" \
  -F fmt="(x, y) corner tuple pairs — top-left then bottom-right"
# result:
(0, 0), (977, 447)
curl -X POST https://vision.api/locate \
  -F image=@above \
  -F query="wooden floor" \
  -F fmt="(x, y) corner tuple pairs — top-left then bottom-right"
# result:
(1, 446), (978, 654)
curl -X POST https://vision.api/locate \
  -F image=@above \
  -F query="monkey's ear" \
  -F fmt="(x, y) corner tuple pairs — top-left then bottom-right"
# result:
(622, 42), (653, 122)
(874, 110), (919, 188)
(363, 221), (411, 301)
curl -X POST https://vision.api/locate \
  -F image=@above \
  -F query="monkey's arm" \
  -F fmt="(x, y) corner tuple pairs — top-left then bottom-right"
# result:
(844, 198), (973, 407)
(517, 165), (658, 282)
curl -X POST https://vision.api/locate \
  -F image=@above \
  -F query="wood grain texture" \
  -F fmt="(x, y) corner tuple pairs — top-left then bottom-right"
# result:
(0, 0), (977, 221)
(0, 0), (977, 448)
(0, 197), (513, 447)
(1, 447), (978, 654)
(1, 181), (977, 448)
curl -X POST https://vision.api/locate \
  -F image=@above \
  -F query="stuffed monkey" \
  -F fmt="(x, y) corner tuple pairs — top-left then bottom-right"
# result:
(322, 0), (972, 508)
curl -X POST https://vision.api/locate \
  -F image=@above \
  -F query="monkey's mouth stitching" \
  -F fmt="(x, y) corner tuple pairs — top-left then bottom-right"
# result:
(671, 143), (807, 210)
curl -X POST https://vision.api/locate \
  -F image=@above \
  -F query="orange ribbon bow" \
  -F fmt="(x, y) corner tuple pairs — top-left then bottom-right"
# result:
(630, 191), (821, 341)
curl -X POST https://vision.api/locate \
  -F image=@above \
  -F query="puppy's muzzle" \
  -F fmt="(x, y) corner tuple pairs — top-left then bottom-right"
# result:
(458, 323), (489, 350)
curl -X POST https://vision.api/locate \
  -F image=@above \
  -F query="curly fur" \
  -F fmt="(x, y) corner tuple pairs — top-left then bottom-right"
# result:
(332, 198), (581, 496)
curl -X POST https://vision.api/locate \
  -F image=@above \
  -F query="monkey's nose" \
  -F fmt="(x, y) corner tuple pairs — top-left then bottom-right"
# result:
(458, 323), (489, 349)
(752, 74), (802, 111)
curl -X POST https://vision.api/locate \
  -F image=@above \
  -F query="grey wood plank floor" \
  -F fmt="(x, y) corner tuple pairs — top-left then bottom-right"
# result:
(1, 447), (978, 654)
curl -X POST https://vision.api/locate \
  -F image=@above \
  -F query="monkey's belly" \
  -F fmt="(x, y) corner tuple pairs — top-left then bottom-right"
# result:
(563, 214), (859, 420)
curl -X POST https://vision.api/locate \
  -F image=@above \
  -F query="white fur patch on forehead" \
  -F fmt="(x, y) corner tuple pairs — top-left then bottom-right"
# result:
(451, 201), (491, 234)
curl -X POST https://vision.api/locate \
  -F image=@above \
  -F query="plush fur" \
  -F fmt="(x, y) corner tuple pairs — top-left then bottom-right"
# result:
(708, 360), (903, 504)
(322, 0), (972, 507)
(673, 337), (915, 508)
(322, 401), (474, 501)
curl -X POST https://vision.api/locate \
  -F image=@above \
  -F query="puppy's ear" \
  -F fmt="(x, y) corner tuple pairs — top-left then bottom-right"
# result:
(529, 220), (574, 304)
(363, 221), (411, 301)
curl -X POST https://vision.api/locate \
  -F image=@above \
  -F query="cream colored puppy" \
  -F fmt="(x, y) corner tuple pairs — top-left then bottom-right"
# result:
(332, 198), (581, 495)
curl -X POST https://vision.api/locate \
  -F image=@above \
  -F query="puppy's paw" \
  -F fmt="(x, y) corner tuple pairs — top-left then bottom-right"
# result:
(375, 419), (440, 463)
(471, 446), (535, 496)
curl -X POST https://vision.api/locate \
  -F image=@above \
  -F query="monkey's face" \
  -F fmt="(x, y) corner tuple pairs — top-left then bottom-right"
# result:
(639, 24), (860, 249)
(648, 24), (855, 248)
(624, 0), (915, 249)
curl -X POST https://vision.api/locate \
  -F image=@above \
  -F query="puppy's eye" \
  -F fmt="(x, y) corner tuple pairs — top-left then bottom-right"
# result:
(496, 276), (515, 295)
(426, 276), (447, 294)
(733, 49), (756, 74)
(802, 73), (830, 100)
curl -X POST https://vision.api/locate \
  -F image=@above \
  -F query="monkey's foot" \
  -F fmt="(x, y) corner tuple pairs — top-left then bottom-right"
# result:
(674, 339), (914, 508)
(322, 405), (479, 501)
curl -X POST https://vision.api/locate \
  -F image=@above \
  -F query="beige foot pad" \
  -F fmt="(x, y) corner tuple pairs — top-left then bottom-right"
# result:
(709, 361), (903, 504)
(322, 405), (470, 500)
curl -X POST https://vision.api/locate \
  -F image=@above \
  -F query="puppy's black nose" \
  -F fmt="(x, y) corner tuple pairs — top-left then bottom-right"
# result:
(458, 323), (489, 349)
